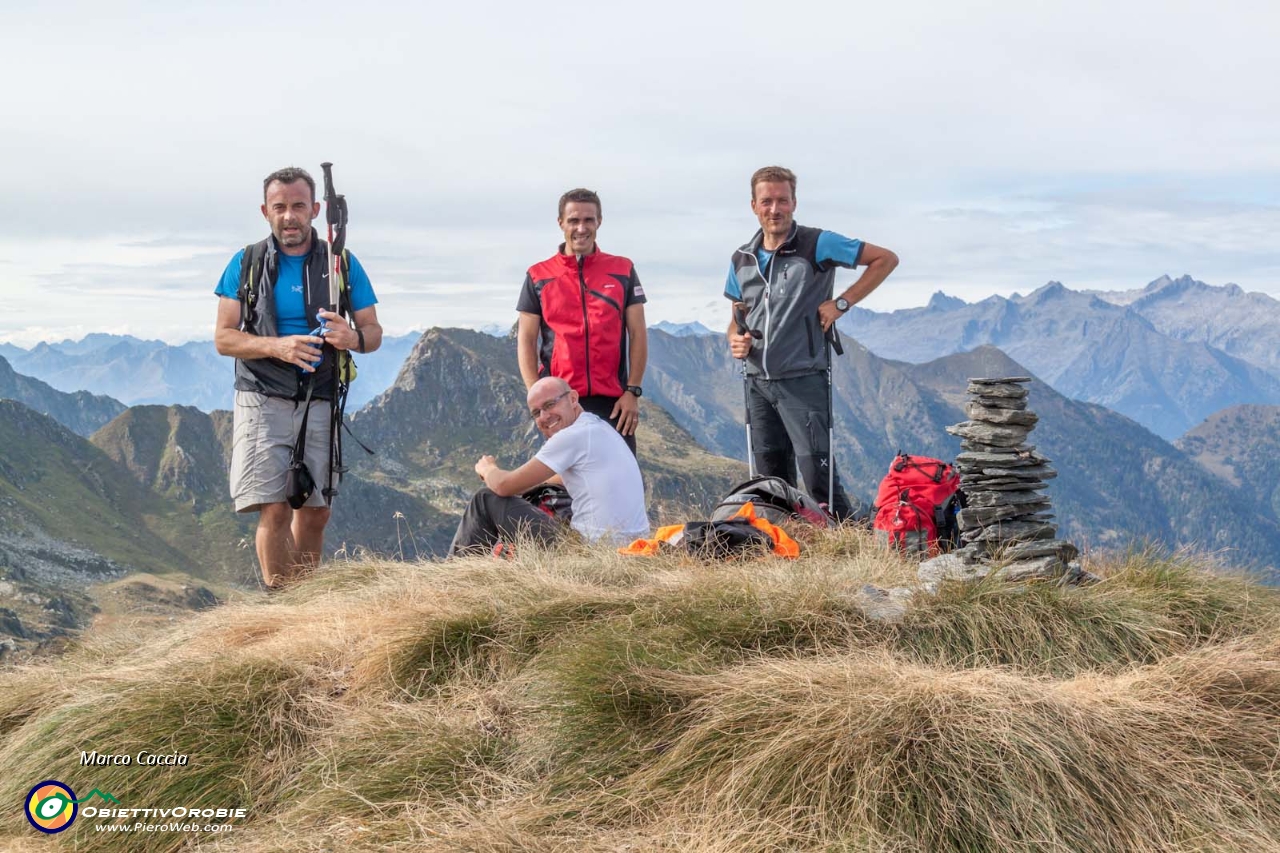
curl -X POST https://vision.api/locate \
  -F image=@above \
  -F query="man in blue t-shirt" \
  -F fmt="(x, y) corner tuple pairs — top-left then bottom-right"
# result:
(214, 166), (382, 589)
(724, 165), (898, 520)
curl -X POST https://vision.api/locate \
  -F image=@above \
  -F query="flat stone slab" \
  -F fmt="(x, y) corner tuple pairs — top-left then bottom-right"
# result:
(918, 553), (991, 589)
(947, 422), (1032, 446)
(959, 443), (1038, 455)
(959, 476), (1024, 486)
(958, 505), (1027, 527)
(967, 383), (1029, 399)
(962, 473), (1049, 489)
(994, 555), (1067, 582)
(963, 521), (1057, 543)
(966, 490), (1053, 508)
(966, 404), (1039, 426)
(972, 395), (1028, 410)
(969, 376), (1033, 385)
(1010, 510), (1056, 521)
(855, 584), (913, 623)
(956, 451), (1033, 466)
(999, 539), (1079, 562)
(977, 465), (1057, 480)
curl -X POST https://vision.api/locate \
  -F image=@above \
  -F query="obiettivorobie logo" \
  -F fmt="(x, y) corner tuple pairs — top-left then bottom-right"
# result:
(24, 781), (119, 834)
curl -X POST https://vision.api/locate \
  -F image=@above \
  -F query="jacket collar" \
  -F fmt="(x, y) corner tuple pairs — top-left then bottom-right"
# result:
(555, 244), (601, 267)
(738, 222), (799, 256)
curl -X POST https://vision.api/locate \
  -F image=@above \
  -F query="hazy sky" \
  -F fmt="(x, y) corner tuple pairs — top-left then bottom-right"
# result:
(2, 0), (1278, 345)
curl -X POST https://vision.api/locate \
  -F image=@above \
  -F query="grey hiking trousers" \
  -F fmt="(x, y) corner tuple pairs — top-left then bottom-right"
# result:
(746, 373), (856, 520)
(448, 487), (563, 556)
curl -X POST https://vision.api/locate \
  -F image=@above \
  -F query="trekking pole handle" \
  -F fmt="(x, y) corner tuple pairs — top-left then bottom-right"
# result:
(826, 324), (844, 357)
(320, 161), (348, 247)
(321, 162), (337, 214)
(733, 302), (762, 339)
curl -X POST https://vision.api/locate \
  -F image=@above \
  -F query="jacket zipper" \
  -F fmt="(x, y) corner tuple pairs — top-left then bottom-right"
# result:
(577, 254), (592, 396)
(739, 225), (793, 380)
(746, 246), (775, 379)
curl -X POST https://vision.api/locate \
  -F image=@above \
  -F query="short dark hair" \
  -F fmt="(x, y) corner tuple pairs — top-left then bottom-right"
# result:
(751, 166), (797, 200)
(558, 188), (602, 220)
(263, 167), (316, 202)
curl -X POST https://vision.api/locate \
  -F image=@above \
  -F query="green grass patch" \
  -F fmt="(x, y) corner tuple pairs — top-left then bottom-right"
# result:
(0, 657), (324, 851)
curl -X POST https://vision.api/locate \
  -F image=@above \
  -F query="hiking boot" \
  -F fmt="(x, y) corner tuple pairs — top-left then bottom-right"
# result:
(491, 542), (516, 560)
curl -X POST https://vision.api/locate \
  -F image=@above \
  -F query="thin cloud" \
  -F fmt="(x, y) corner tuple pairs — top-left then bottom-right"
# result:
(2, 0), (1278, 342)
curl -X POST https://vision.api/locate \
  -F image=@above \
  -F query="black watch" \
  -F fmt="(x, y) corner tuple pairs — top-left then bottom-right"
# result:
(625, 385), (643, 397)
(835, 297), (851, 312)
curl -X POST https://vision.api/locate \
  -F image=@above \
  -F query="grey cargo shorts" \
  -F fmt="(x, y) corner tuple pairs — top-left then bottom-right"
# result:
(230, 390), (331, 513)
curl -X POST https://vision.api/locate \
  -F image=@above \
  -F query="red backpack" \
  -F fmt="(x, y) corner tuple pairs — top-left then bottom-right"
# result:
(873, 453), (964, 555)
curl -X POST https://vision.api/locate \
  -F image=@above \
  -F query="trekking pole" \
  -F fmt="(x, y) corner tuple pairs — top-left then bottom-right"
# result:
(318, 162), (350, 504)
(320, 162), (347, 314)
(825, 323), (844, 518)
(733, 302), (762, 477)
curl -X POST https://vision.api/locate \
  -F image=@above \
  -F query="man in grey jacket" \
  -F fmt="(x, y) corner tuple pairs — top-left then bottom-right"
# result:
(724, 165), (898, 519)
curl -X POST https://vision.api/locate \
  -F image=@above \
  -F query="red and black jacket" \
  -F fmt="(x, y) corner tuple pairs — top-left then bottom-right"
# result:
(517, 245), (646, 398)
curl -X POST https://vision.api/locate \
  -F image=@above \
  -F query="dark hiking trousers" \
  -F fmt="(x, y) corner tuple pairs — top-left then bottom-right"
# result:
(578, 395), (638, 456)
(746, 372), (856, 520)
(448, 487), (562, 556)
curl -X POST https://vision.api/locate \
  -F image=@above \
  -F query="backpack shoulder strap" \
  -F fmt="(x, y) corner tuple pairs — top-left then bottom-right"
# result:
(237, 241), (270, 328)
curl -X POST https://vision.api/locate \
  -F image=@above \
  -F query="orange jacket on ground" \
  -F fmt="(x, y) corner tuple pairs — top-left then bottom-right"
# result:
(619, 501), (799, 558)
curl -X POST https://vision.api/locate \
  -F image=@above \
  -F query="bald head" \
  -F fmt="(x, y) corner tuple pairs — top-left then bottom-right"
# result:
(527, 376), (571, 404)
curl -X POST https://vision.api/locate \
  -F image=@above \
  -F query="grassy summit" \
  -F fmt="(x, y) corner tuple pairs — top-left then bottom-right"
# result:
(2, 530), (1278, 852)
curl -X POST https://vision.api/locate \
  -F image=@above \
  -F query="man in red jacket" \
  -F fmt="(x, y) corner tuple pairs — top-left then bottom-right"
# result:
(516, 188), (648, 455)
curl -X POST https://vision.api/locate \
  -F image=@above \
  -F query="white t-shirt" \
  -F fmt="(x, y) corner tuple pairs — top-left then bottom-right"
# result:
(534, 412), (649, 543)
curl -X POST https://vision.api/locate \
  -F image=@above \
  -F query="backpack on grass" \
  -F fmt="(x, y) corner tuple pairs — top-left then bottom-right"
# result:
(710, 476), (830, 528)
(873, 453), (964, 555)
(522, 483), (574, 523)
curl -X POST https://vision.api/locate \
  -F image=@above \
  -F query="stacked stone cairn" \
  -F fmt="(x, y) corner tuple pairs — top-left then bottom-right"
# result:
(921, 377), (1085, 586)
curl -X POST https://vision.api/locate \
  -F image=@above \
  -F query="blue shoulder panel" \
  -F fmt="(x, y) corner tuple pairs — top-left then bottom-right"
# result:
(816, 231), (864, 268)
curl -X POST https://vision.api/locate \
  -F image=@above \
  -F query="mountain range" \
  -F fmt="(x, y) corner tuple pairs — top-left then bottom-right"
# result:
(837, 275), (1280, 439)
(4, 275), (1275, 443)
(1, 332), (422, 413)
(3, 326), (1277, 581)
(0, 355), (124, 436)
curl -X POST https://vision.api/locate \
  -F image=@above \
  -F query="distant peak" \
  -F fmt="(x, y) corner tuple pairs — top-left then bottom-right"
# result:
(1144, 274), (1211, 296)
(926, 291), (966, 311)
(652, 321), (715, 337)
(1025, 281), (1069, 302)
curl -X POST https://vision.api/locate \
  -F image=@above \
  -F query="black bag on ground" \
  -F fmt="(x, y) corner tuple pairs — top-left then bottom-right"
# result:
(522, 483), (574, 523)
(710, 476), (830, 528)
(681, 519), (774, 558)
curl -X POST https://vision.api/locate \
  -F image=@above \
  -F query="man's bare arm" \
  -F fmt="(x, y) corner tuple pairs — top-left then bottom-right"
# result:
(611, 303), (648, 435)
(214, 296), (325, 370)
(475, 455), (556, 497)
(516, 312), (542, 390)
(817, 243), (900, 331)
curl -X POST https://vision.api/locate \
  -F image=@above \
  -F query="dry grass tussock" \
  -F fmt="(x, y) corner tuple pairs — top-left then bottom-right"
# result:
(1, 530), (1278, 852)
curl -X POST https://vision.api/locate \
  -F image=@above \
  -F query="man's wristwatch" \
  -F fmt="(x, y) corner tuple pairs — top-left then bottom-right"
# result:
(625, 385), (643, 397)
(835, 297), (851, 313)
